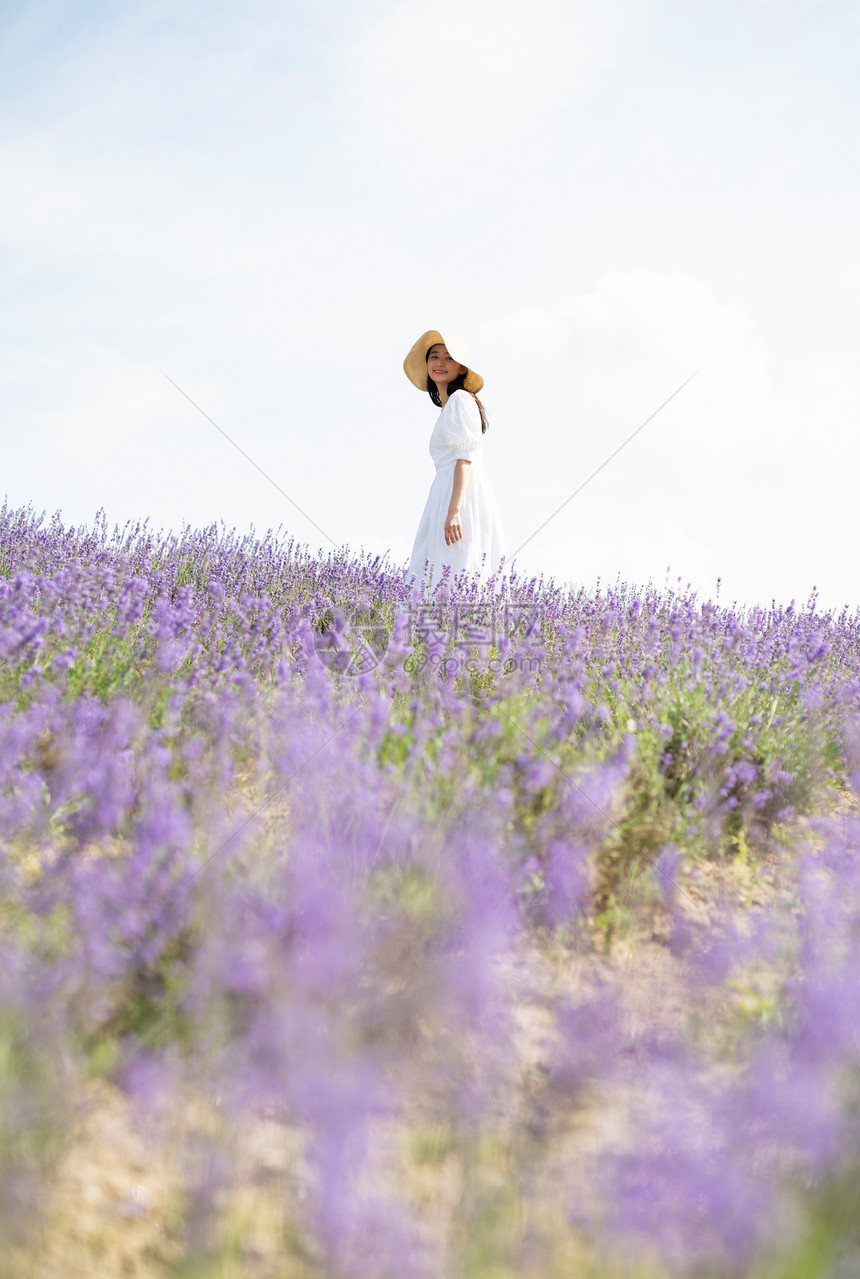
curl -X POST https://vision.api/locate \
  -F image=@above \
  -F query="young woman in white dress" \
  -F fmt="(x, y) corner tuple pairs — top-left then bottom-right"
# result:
(404, 329), (505, 590)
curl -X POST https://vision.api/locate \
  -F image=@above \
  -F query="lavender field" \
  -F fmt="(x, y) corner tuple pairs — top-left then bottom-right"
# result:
(3, 500), (860, 1277)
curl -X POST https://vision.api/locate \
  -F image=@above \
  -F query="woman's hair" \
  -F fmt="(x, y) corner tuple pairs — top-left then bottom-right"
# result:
(426, 368), (489, 434)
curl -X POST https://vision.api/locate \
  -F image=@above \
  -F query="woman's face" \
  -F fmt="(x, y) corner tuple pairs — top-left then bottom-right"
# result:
(426, 344), (466, 386)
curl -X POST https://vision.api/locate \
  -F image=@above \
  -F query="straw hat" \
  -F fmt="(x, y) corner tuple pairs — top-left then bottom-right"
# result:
(403, 329), (484, 395)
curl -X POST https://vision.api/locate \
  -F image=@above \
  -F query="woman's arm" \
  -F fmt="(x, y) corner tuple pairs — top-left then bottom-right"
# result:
(445, 460), (472, 545)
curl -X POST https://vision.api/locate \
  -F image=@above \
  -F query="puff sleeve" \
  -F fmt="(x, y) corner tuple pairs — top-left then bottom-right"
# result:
(442, 390), (483, 461)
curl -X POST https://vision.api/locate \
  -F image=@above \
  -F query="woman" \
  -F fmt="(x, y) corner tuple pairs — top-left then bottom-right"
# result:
(404, 329), (505, 590)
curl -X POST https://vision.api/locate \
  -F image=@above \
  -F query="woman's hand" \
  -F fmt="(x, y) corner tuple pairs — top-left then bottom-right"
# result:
(445, 508), (463, 545)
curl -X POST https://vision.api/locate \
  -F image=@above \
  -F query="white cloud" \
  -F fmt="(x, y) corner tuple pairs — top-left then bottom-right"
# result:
(478, 270), (860, 607)
(484, 271), (766, 428)
(342, 0), (640, 184)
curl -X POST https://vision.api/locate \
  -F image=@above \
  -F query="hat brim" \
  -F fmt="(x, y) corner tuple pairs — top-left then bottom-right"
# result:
(403, 329), (484, 395)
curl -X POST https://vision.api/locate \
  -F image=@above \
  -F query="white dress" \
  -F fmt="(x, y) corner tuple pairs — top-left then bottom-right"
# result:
(408, 389), (506, 589)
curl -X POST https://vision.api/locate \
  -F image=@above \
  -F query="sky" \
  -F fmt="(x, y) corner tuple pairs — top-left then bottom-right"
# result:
(2, 0), (859, 610)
